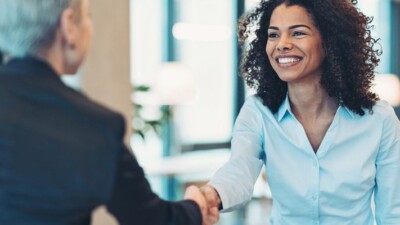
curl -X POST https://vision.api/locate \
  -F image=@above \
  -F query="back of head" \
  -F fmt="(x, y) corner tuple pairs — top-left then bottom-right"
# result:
(0, 0), (79, 58)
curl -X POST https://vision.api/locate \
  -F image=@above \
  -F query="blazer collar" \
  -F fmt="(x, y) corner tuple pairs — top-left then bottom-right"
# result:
(0, 56), (60, 80)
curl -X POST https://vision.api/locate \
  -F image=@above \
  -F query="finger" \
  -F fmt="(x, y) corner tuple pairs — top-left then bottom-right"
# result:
(185, 186), (207, 212)
(203, 207), (219, 225)
(208, 207), (220, 223)
(200, 185), (220, 208)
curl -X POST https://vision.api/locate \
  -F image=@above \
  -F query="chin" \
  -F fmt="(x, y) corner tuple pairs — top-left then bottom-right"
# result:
(64, 66), (80, 75)
(276, 72), (299, 82)
(64, 59), (83, 75)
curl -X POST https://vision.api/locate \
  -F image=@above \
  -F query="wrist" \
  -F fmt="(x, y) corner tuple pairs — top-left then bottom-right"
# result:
(201, 185), (223, 210)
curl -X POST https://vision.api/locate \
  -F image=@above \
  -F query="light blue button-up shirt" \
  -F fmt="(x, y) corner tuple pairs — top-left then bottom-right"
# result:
(209, 95), (400, 225)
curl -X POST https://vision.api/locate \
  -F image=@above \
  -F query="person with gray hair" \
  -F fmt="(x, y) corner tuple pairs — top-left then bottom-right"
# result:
(0, 0), (72, 57)
(0, 0), (219, 224)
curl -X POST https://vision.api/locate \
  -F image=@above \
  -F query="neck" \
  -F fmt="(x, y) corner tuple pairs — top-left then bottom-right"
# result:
(35, 31), (71, 76)
(37, 49), (64, 77)
(288, 81), (338, 120)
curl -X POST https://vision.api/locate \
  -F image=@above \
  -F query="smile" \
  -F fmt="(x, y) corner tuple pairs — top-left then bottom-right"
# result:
(276, 56), (303, 64)
(277, 57), (301, 63)
(275, 56), (303, 68)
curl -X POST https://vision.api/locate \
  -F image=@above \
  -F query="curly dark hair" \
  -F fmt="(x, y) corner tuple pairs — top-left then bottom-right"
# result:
(239, 0), (380, 116)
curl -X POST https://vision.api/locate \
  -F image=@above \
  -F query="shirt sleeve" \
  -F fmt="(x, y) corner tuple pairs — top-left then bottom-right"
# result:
(106, 145), (202, 225)
(208, 96), (264, 212)
(374, 107), (400, 225)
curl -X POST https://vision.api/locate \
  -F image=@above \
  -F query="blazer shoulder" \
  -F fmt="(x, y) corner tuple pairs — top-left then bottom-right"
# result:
(63, 89), (126, 134)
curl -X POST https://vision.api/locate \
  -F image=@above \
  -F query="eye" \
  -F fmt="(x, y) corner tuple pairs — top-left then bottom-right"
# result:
(293, 31), (306, 37)
(268, 33), (279, 39)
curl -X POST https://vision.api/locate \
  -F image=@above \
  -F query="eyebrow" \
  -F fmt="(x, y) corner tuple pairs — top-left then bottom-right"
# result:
(268, 24), (312, 30)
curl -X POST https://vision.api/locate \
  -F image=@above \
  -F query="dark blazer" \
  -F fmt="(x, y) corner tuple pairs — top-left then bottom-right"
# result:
(0, 58), (201, 225)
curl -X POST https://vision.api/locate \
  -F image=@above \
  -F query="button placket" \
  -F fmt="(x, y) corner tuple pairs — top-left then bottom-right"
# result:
(312, 158), (320, 221)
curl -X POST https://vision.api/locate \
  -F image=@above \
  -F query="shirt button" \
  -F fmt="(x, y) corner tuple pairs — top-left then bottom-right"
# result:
(312, 194), (317, 200)
(313, 162), (318, 167)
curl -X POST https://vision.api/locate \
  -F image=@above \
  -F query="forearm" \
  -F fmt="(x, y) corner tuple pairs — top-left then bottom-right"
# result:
(208, 156), (263, 212)
(200, 185), (222, 210)
(106, 147), (202, 225)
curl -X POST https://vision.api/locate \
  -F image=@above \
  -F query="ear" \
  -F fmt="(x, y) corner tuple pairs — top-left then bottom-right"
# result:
(59, 8), (78, 47)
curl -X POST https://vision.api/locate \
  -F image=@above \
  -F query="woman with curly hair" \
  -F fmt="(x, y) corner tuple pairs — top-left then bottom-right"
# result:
(200, 0), (400, 224)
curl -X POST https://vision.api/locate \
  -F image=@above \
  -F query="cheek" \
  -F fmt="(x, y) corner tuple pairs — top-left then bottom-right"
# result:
(314, 45), (325, 66)
(266, 43), (274, 61)
(89, 20), (94, 37)
(319, 46), (325, 62)
(313, 39), (325, 59)
(85, 21), (94, 47)
(85, 20), (93, 38)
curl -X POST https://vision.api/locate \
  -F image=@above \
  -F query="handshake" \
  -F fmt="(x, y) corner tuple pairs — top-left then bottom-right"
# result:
(184, 185), (222, 225)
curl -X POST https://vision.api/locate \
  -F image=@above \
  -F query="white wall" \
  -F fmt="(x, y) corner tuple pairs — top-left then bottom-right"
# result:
(82, 0), (132, 143)
(83, 0), (131, 224)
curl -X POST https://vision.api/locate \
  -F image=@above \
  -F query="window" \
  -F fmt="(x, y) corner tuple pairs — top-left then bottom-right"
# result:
(130, 0), (165, 197)
(391, 0), (400, 76)
(357, 0), (392, 73)
(172, 0), (236, 148)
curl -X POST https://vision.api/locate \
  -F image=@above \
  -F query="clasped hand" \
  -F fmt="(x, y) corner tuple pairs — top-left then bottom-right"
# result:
(184, 185), (221, 225)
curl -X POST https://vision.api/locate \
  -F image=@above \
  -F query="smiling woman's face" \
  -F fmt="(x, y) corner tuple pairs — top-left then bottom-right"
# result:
(266, 4), (325, 85)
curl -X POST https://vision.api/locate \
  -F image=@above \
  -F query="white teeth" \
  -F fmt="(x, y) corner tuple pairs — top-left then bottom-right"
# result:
(278, 57), (301, 64)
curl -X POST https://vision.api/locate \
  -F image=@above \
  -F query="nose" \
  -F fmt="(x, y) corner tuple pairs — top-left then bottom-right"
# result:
(276, 35), (293, 51)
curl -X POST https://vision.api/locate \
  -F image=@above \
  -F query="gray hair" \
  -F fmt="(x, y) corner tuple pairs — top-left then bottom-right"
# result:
(0, 0), (81, 57)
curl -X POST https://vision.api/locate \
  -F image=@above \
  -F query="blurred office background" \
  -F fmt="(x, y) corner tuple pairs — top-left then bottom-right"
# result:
(60, 0), (400, 224)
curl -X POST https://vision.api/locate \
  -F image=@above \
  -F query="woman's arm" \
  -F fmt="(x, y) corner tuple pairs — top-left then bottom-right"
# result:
(206, 96), (265, 212)
(374, 108), (400, 225)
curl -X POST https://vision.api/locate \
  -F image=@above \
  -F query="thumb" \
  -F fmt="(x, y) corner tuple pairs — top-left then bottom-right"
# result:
(184, 185), (207, 212)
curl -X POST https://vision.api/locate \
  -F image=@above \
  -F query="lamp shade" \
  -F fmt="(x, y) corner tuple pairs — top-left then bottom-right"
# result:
(372, 74), (400, 106)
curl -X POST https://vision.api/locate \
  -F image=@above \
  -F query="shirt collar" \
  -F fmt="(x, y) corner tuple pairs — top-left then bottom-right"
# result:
(339, 104), (356, 119)
(277, 94), (291, 122)
(276, 93), (356, 121)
